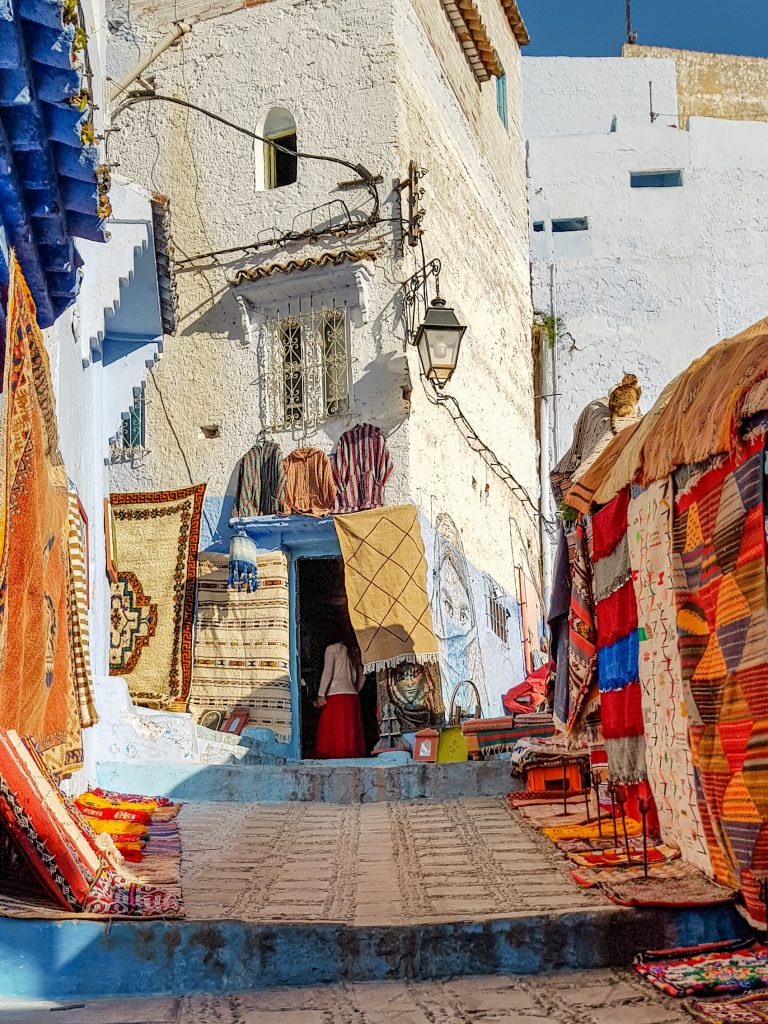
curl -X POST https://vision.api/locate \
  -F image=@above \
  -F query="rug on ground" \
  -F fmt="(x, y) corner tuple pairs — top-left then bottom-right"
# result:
(686, 991), (768, 1023)
(635, 940), (768, 998)
(190, 551), (292, 740)
(110, 485), (205, 711)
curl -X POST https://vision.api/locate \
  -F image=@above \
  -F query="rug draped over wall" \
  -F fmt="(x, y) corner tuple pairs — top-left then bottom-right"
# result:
(0, 255), (84, 776)
(191, 551), (292, 740)
(334, 505), (439, 673)
(628, 477), (712, 873)
(109, 485), (205, 711)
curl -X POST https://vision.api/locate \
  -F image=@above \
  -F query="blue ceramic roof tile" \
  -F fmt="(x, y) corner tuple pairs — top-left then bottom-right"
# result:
(0, 0), (104, 330)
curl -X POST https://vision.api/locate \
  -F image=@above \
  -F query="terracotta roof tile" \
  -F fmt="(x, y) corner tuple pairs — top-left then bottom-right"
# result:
(229, 249), (377, 286)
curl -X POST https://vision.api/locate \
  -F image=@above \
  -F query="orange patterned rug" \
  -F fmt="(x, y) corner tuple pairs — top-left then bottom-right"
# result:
(0, 254), (83, 776)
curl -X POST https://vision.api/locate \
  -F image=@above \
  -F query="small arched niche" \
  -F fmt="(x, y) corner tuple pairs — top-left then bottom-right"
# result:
(256, 107), (298, 191)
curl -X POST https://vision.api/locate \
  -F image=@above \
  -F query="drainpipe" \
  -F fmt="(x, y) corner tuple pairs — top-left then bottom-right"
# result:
(538, 320), (553, 611)
(108, 22), (193, 103)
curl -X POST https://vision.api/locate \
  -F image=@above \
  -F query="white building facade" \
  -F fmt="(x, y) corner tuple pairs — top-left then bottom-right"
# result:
(524, 55), (768, 483)
(104, 0), (541, 756)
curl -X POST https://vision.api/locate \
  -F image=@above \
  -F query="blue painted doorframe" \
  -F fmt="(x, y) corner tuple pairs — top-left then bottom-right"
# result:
(232, 515), (341, 760)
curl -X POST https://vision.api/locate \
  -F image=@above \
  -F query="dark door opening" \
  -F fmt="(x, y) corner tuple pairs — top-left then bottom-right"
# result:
(296, 556), (378, 758)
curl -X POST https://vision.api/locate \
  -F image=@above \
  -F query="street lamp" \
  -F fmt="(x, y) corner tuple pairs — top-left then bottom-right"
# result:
(413, 297), (466, 389)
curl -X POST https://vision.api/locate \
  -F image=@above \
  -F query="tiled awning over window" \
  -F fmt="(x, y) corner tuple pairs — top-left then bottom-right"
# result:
(0, 0), (106, 329)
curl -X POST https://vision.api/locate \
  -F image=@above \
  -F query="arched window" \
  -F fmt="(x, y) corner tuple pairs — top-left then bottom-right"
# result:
(260, 107), (297, 190)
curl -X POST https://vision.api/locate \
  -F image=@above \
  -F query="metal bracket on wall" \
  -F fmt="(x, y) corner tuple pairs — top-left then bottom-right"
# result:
(396, 160), (427, 247)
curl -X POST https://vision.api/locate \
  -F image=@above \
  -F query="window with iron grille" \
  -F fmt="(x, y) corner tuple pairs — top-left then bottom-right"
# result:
(109, 384), (146, 462)
(486, 578), (509, 645)
(266, 306), (351, 430)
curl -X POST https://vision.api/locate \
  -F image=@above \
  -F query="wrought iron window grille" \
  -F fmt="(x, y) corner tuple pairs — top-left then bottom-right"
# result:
(486, 578), (509, 645)
(263, 304), (352, 431)
(109, 384), (147, 463)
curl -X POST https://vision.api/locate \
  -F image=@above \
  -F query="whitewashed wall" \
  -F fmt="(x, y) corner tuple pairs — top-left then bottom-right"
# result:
(525, 65), (768, 463)
(522, 56), (677, 139)
(105, 0), (539, 713)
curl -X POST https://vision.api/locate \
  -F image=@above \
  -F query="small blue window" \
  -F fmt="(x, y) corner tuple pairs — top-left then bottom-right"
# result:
(496, 73), (508, 128)
(532, 221), (545, 232)
(552, 217), (588, 233)
(630, 171), (683, 188)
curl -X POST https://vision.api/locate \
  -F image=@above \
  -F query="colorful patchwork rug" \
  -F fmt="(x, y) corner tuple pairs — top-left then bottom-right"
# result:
(0, 255), (83, 776)
(686, 991), (768, 1022)
(592, 488), (648, 786)
(572, 857), (736, 907)
(673, 434), (768, 927)
(110, 485), (205, 711)
(635, 940), (768, 998)
(334, 505), (439, 672)
(190, 552), (292, 740)
(567, 843), (680, 868)
(628, 477), (712, 874)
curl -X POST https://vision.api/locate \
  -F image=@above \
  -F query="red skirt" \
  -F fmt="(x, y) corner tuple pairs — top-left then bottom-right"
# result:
(315, 693), (366, 759)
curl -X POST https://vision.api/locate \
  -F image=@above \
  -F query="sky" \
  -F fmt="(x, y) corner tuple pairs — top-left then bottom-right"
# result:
(522, 0), (768, 59)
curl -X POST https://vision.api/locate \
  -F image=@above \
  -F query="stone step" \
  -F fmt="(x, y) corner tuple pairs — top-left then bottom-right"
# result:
(0, 797), (751, 1002)
(95, 758), (521, 803)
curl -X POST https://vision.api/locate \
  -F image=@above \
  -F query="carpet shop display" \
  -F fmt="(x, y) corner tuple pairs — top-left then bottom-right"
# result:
(673, 435), (768, 927)
(109, 484), (205, 711)
(686, 991), (768, 1023)
(627, 477), (712, 874)
(571, 857), (736, 908)
(0, 730), (182, 918)
(0, 256), (84, 776)
(191, 552), (292, 740)
(635, 940), (768, 998)
(335, 504), (439, 671)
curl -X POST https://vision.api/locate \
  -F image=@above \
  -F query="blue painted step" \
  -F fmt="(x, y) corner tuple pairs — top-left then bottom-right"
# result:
(95, 759), (523, 804)
(0, 903), (752, 1002)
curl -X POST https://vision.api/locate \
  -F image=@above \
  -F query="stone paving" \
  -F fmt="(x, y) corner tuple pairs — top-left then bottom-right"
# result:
(180, 796), (608, 924)
(0, 970), (694, 1023)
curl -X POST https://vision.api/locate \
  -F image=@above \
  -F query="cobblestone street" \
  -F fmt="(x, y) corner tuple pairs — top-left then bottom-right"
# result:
(0, 970), (693, 1023)
(180, 796), (606, 925)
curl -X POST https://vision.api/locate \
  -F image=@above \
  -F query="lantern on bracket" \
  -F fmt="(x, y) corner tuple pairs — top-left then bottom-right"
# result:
(404, 257), (467, 389)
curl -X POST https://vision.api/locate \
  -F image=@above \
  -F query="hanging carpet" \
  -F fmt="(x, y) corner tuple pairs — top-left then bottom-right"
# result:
(673, 434), (768, 927)
(109, 485), (205, 711)
(190, 551), (292, 740)
(0, 254), (83, 777)
(67, 489), (98, 731)
(627, 477), (712, 873)
(334, 505), (439, 672)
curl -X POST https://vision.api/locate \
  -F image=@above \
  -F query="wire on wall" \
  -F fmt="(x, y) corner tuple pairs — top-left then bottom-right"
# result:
(419, 373), (558, 544)
(106, 92), (382, 265)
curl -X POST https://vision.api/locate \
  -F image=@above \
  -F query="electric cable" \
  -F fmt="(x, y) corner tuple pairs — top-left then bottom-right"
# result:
(107, 92), (382, 264)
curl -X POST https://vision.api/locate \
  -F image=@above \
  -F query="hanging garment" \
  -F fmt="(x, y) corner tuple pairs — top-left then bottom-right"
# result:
(333, 423), (393, 513)
(548, 527), (571, 730)
(282, 447), (336, 515)
(233, 440), (285, 517)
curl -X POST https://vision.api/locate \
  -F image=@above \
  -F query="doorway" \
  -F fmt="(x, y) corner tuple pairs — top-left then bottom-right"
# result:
(296, 556), (378, 758)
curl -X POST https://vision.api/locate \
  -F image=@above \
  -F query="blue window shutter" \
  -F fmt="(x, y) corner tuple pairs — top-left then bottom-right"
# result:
(496, 74), (508, 128)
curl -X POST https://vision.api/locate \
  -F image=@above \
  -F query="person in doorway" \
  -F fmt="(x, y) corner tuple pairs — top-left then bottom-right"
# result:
(314, 638), (366, 758)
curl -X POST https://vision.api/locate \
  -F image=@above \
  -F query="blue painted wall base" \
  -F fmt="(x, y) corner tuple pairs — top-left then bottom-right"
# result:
(0, 903), (752, 1002)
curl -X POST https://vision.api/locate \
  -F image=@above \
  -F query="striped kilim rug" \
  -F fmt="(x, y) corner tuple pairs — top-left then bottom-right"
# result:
(190, 552), (292, 740)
